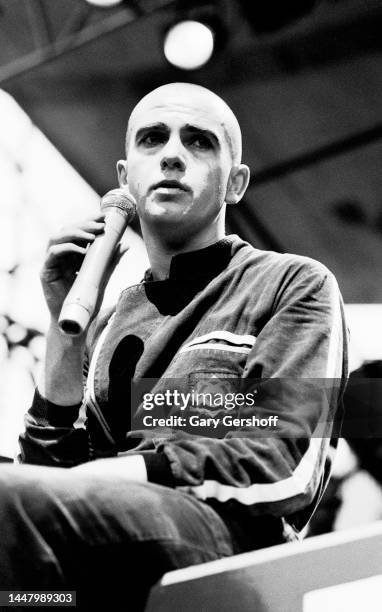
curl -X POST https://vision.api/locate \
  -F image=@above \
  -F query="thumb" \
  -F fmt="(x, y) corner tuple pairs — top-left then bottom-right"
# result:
(114, 242), (130, 265)
(102, 242), (130, 290)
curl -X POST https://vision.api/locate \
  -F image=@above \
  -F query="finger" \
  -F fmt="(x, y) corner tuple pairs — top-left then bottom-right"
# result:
(89, 212), (106, 222)
(80, 212), (105, 224)
(48, 228), (103, 248)
(79, 218), (105, 232)
(51, 216), (105, 239)
(108, 243), (130, 270)
(45, 243), (87, 266)
(116, 243), (130, 259)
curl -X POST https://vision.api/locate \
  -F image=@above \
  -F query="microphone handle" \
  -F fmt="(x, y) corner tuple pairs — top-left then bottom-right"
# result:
(58, 208), (127, 336)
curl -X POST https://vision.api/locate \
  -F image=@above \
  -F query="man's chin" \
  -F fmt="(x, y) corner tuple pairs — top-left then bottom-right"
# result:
(144, 208), (194, 241)
(144, 201), (191, 223)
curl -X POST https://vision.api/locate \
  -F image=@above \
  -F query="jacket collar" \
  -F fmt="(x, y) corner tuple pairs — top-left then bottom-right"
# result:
(143, 236), (236, 284)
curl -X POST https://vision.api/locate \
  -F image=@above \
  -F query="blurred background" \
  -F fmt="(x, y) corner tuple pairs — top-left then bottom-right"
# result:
(0, 0), (381, 531)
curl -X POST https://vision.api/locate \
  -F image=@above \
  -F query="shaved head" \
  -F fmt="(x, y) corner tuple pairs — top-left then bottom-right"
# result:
(126, 82), (242, 165)
(118, 80), (250, 253)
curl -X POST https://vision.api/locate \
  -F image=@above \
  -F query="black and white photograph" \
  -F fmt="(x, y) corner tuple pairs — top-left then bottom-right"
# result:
(0, 1), (382, 610)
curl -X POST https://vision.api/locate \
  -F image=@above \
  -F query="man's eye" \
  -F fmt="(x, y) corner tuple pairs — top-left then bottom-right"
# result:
(140, 133), (164, 147)
(189, 135), (212, 150)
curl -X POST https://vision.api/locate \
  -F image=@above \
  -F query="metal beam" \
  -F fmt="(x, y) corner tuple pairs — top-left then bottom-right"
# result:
(0, 0), (176, 87)
(56, 2), (92, 40)
(249, 123), (382, 188)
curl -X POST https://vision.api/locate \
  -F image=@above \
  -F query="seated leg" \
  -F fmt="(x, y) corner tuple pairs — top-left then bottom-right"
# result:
(0, 464), (237, 610)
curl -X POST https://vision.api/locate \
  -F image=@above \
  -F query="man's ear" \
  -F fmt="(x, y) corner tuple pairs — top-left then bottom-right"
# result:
(116, 159), (128, 187)
(225, 164), (250, 205)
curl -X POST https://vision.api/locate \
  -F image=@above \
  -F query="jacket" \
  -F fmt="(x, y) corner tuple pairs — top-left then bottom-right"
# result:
(19, 234), (348, 534)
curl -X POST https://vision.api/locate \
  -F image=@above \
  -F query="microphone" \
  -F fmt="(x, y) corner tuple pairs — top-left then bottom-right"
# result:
(58, 188), (136, 337)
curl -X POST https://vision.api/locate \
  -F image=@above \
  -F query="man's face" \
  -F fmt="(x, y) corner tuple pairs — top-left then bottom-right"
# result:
(122, 94), (234, 241)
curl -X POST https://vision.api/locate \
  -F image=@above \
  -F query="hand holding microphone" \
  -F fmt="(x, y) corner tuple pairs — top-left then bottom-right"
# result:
(41, 188), (136, 337)
(58, 188), (136, 336)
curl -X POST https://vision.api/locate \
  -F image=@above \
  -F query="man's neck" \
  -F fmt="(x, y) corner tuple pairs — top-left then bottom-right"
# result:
(142, 225), (225, 281)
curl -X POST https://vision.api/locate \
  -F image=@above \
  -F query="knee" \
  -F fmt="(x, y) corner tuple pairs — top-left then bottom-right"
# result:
(99, 481), (184, 540)
(0, 465), (65, 521)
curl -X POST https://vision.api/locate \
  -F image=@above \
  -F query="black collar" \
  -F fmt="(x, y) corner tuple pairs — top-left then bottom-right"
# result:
(143, 236), (235, 284)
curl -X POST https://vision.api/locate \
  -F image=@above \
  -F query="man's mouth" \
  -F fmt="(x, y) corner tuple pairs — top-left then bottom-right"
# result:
(151, 180), (190, 192)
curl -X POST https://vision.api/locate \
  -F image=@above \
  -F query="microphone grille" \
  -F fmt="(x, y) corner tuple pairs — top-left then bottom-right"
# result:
(100, 188), (136, 222)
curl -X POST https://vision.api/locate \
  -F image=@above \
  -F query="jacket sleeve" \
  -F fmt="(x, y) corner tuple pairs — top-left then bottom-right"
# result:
(144, 260), (348, 520)
(17, 388), (89, 467)
(17, 307), (114, 467)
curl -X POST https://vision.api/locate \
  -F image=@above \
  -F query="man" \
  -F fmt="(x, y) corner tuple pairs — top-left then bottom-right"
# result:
(1, 83), (347, 610)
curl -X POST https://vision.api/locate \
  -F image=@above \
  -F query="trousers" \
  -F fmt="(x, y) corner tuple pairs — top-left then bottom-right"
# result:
(0, 464), (243, 611)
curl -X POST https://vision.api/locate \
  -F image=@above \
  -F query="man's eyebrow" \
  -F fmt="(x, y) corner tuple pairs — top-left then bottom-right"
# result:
(135, 123), (169, 140)
(133, 122), (221, 148)
(183, 124), (220, 146)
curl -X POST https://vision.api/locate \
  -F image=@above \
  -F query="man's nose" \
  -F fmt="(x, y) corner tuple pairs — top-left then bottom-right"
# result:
(160, 155), (186, 172)
(160, 139), (186, 172)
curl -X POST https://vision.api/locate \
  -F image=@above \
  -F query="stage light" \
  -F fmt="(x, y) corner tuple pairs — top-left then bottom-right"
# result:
(164, 19), (215, 70)
(85, 0), (124, 8)
(5, 323), (27, 345)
